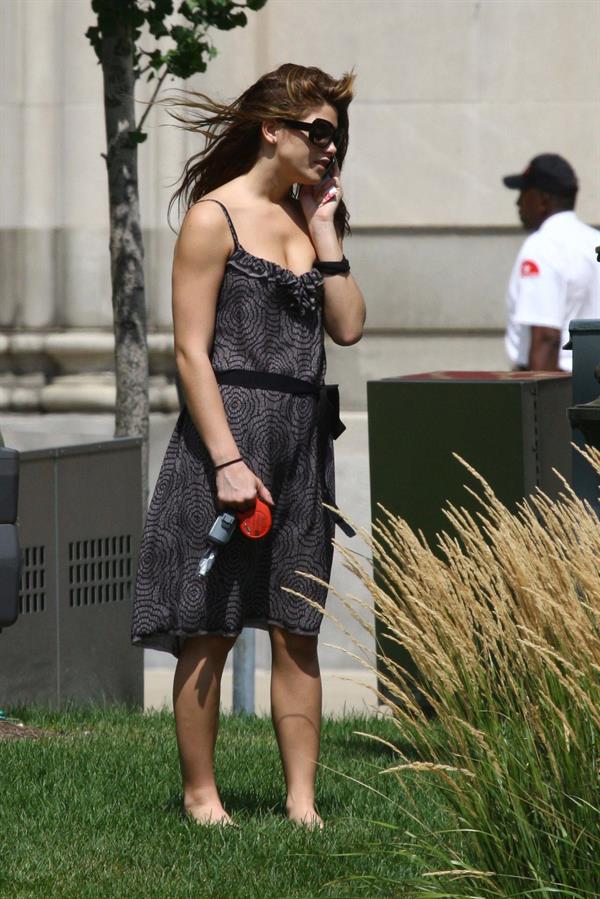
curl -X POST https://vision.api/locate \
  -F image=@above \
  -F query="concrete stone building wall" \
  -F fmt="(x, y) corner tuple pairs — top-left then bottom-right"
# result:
(1, 0), (599, 410)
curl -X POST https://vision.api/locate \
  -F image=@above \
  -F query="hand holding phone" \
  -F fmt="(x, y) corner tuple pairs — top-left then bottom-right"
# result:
(319, 155), (336, 184)
(317, 156), (339, 206)
(299, 156), (341, 222)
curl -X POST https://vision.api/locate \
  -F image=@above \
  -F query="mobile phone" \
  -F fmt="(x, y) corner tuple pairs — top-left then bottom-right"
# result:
(319, 155), (336, 184)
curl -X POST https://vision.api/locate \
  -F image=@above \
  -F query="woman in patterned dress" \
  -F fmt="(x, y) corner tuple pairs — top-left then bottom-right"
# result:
(132, 64), (365, 827)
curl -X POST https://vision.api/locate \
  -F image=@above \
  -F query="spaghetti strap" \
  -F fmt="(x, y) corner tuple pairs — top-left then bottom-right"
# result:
(197, 198), (240, 249)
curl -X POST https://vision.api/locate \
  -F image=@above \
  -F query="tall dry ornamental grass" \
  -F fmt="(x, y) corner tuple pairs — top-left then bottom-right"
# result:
(300, 450), (600, 896)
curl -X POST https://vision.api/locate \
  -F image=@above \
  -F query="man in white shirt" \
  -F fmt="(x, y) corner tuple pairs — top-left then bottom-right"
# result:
(503, 154), (600, 371)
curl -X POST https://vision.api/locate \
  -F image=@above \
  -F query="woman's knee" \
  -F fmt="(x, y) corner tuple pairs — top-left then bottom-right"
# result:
(270, 626), (319, 668)
(181, 632), (237, 664)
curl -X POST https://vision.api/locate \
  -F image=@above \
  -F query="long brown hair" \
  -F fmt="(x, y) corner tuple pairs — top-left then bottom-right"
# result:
(167, 63), (355, 237)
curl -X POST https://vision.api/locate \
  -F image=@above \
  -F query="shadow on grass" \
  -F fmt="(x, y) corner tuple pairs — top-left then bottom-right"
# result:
(163, 790), (285, 821)
(323, 728), (420, 764)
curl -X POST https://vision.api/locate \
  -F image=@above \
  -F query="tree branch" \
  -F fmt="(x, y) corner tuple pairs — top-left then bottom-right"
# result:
(135, 68), (168, 133)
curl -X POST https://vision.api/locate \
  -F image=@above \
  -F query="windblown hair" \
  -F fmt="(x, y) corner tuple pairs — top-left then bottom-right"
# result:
(167, 63), (355, 237)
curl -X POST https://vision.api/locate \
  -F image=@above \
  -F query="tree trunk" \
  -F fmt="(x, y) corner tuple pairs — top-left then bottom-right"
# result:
(100, 21), (149, 510)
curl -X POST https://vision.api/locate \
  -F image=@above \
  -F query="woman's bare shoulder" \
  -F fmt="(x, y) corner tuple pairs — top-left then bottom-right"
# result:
(183, 196), (228, 229)
(177, 197), (233, 257)
(199, 181), (251, 215)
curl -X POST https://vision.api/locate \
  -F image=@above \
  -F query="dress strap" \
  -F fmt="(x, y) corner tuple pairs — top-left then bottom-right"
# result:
(197, 198), (240, 249)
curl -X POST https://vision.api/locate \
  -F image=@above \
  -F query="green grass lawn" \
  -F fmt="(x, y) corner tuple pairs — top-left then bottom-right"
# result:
(0, 707), (435, 899)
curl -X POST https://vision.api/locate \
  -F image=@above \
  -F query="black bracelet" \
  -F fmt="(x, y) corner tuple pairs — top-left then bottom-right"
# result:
(314, 255), (350, 275)
(214, 457), (243, 471)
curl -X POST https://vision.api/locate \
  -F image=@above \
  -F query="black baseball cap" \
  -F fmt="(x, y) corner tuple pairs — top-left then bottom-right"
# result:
(503, 154), (578, 196)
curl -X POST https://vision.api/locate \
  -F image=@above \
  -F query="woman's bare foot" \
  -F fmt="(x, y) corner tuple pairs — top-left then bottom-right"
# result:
(184, 801), (235, 826)
(285, 802), (324, 830)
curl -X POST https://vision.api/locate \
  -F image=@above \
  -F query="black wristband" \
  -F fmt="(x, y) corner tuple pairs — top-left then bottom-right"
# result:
(214, 457), (243, 471)
(314, 255), (350, 275)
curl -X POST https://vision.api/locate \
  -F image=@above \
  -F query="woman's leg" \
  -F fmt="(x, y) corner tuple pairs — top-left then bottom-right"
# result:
(173, 633), (236, 824)
(269, 626), (323, 827)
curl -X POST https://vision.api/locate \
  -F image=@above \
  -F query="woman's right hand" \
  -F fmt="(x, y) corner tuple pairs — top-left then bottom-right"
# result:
(215, 461), (274, 511)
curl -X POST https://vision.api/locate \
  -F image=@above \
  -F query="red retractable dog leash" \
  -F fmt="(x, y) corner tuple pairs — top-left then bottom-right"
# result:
(197, 499), (272, 577)
(236, 498), (272, 538)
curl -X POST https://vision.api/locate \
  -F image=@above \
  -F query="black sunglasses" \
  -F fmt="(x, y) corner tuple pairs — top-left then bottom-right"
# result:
(281, 117), (343, 149)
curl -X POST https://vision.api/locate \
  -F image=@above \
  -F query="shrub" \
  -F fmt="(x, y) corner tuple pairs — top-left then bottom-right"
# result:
(311, 451), (600, 896)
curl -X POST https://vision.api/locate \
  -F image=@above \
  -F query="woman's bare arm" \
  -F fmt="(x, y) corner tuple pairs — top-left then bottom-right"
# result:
(172, 201), (273, 509)
(309, 222), (365, 346)
(299, 164), (365, 346)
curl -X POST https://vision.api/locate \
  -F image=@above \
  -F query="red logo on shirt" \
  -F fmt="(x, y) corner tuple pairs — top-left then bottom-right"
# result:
(520, 259), (540, 277)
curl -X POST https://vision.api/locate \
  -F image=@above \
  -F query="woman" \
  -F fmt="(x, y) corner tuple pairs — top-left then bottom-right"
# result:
(132, 63), (365, 828)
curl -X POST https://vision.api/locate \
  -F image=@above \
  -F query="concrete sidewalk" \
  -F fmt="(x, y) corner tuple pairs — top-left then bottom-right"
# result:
(145, 665), (380, 716)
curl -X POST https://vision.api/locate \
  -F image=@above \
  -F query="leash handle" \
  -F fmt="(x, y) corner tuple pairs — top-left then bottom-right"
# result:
(198, 501), (272, 577)
(236, 498), (272, 539)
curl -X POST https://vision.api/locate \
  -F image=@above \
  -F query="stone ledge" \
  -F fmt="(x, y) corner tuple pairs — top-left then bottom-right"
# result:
(0, 329), (175, 375)
(0, 373), (179, 413)
(0, 329), (509, 412)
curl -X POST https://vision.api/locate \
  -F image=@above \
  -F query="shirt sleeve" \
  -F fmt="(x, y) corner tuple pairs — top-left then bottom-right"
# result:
(512, 239), (567, 331)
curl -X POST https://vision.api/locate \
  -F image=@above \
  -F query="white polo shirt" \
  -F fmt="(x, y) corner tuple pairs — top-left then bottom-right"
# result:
(505, 211), (600, 371)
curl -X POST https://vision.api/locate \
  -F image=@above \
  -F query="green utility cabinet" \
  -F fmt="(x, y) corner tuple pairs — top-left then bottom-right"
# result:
(367, 370), (572, 703)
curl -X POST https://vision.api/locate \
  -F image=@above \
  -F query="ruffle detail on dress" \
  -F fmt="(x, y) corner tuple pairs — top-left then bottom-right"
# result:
(276, 267), (324, 318)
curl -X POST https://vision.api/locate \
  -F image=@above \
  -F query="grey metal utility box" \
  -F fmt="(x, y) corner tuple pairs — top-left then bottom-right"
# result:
(0, 438), (143, 708)
(566, 319), (600, 515)
(0, 445), (20, 629)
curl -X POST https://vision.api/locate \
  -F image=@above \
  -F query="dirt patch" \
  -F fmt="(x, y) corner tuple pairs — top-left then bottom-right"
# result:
(0, 720), (55, 741)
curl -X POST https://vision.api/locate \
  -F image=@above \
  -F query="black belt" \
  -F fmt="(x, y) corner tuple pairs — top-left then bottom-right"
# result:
(215, 369), (354, 537)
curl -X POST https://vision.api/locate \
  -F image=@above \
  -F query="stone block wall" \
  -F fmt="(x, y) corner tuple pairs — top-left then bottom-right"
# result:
(1, 0), (598, 410)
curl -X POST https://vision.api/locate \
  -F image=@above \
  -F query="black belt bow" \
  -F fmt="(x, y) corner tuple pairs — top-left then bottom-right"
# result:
(215, 369), (354, 537)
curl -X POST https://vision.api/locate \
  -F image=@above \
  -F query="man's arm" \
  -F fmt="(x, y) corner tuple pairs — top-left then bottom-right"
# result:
(512, 237), (566, 370)
(528, 326), (561, 370)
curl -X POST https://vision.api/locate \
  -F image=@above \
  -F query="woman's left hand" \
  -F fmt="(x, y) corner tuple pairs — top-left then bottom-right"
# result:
(298, 160), (342, 229)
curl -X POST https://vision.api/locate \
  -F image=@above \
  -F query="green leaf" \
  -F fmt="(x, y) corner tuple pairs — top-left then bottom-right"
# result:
(230, 10), (247, 27)
(128, 131), (148, 144)
(145, 0), (173, 38)
(89, 0), (265, 86)
(149, 49), (164, 70)
(85, 25), (102, 60)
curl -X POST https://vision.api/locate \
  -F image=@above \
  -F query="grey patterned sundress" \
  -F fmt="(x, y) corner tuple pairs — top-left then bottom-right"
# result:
(131, 199), (337, 657)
